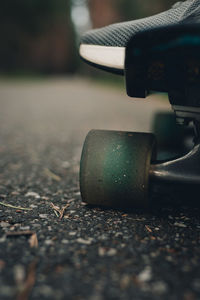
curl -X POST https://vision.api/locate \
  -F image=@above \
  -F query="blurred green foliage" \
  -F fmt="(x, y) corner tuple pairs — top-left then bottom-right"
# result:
(1, 0), (70, 34)
(0, 0), (77, 74)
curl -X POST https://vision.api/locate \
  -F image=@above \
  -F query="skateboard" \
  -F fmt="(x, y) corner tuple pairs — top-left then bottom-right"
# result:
(151, 111), (194, 160)
(80, 23), (200, 209)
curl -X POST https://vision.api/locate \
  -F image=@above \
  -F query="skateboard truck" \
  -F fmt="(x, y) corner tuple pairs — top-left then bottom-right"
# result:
(80, 24), (200, 209)
(125, 24), (200, 188)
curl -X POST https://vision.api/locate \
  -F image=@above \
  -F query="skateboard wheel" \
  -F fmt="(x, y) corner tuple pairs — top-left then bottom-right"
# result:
(80, 130), (156, 209)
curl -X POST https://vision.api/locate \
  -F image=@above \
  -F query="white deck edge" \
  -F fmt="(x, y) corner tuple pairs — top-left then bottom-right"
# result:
(80, 44), (125, 70)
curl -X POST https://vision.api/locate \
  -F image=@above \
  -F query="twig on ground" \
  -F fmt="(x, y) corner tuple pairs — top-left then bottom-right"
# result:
(53, 210), (59, 217)
(50, 203), (61, 217)
(145, 225), (153, 233)
(59, 204), (70, 220)
(43, 168), (61, 181)
(0, 202), (32, 211)
(50, 202), (70, 220)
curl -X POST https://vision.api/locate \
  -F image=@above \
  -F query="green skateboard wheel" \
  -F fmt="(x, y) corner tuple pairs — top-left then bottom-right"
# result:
(80, 130), (156, 209)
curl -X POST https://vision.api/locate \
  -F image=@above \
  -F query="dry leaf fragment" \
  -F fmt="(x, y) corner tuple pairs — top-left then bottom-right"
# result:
(0, 260), (5, 270)
(145, 225), (153, 233)
(50, 202), (70, 220)
(29, 233), (38, 248)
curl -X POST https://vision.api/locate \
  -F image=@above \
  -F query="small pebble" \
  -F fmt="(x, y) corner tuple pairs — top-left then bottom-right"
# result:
(98, 247), (106, 257)
(30, 204), (38, 208)
(44, 240), (53, 246)
(138, 267), (152, 282)
(0, 236), (6, 243)
(62, 161), (70, 169)
(61, 239), (69, 244)
(76, 238), (93, 245)
(174, 222), (187, 228)
(14, 265), (25, 285)
(20, 226), (30, 231)
(25, 192), (40, 199)
(120, 275), (130, 289)
(0, 222), (10, 228)
(152, 281), (167, 294)
(39, 214), (48, 219)
(98, 247), (117, 257)
(69, 231), (77, 236)
(107, 248), (117, 256)
(74, 192), (80, 196)
(99, 234), (107, 241)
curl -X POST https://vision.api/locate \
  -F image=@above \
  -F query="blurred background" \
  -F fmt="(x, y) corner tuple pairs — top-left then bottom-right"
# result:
(0, 0), (177, 77)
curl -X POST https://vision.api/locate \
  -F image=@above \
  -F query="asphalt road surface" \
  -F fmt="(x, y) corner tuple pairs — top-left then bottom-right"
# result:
(0, 78), (199, 300)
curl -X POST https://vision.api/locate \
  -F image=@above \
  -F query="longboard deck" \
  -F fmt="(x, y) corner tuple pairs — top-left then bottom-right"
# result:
(125, 23), (200, 100)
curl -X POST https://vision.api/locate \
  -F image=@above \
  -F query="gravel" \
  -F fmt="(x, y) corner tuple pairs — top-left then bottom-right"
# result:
(0, 79), (199, 300)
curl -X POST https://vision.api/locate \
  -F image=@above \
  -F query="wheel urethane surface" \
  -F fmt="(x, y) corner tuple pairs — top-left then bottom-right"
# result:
(80, 130), (156, 209)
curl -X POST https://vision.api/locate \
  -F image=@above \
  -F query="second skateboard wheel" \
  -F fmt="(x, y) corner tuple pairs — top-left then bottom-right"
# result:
(152, 112), (184, 149)
(80, 130), (156, 209)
